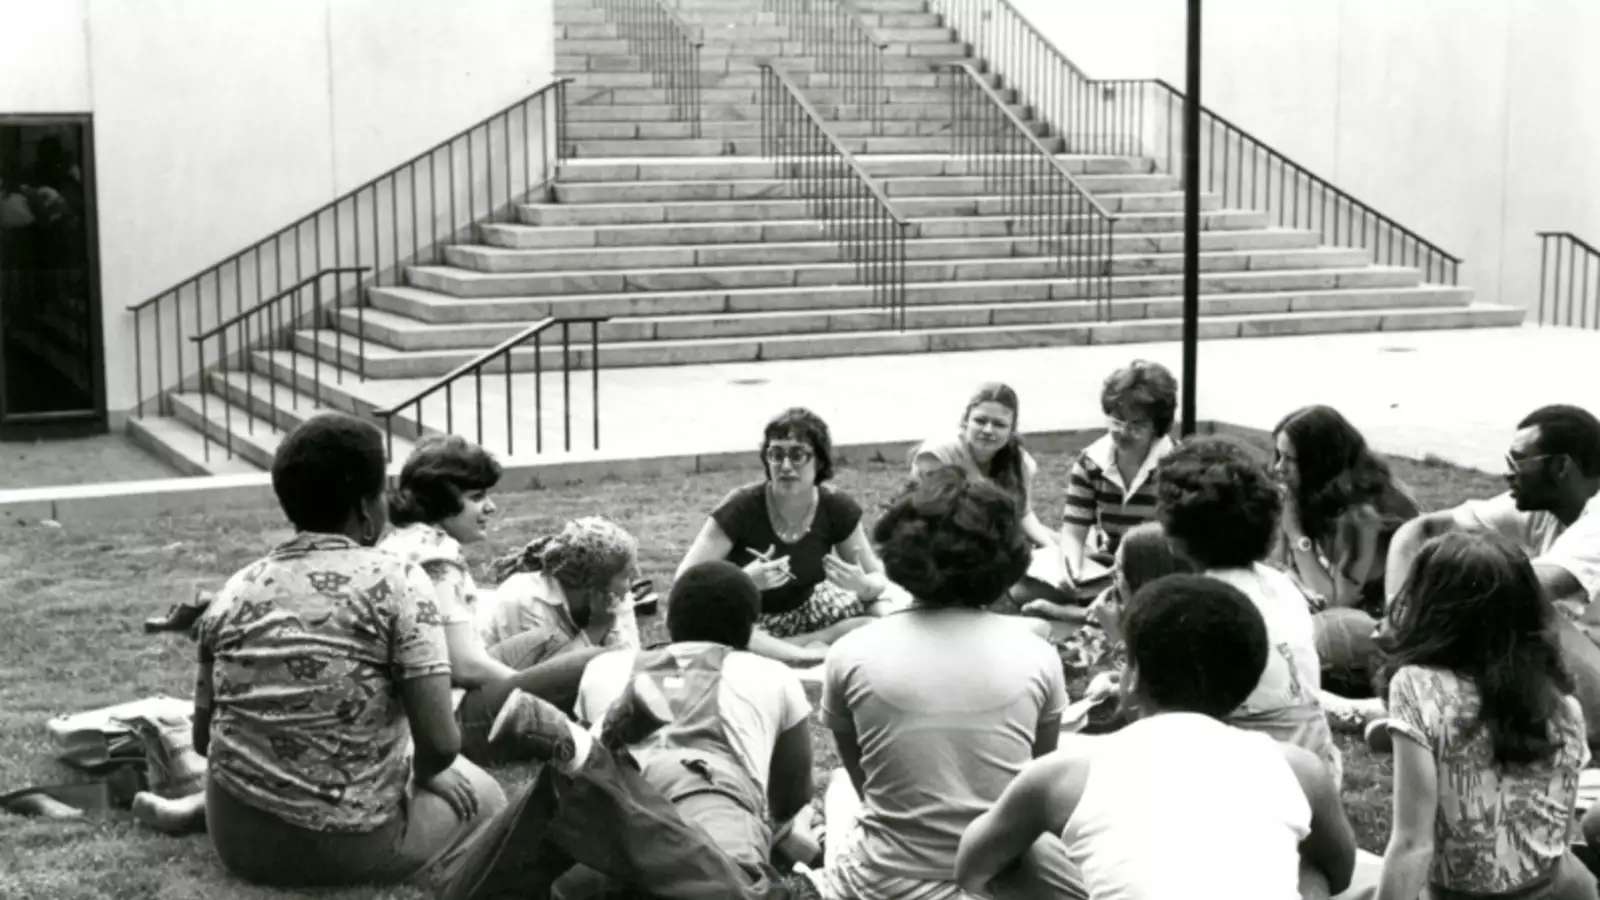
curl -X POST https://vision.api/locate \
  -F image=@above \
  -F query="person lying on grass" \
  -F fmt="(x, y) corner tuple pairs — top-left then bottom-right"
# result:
(564, 559), (818, 897)
(955, 573), (1357, 900)
(679, 406), (900, 665)
(379, 435), (632, 762)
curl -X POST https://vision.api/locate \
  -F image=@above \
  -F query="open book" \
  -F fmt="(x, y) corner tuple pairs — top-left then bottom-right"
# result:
(46, 695), (192, 770)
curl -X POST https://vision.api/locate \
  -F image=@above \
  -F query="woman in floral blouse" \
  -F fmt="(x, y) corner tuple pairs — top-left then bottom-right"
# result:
(1374, 532), (1594, 900)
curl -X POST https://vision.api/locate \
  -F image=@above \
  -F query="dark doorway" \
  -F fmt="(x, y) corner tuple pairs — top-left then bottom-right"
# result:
(0, 116), (105, 438)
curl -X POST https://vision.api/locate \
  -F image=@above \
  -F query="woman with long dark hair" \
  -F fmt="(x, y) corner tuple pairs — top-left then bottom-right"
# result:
(1273, 405), (1420, 698)
(1373, 532), (1593, 900)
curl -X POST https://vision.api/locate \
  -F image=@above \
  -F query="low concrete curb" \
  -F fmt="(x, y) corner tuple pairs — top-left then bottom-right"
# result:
(0, 421), (1258, 524)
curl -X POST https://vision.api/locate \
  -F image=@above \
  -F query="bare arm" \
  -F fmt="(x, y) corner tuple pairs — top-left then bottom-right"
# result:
(399, 672), (462, 782)
(747, 628), (827, 665)
(445, 621), (516, 688)
(677, 517), (737, 579)
(193, 644), (214, 757)
(767, 721), (815, 823)
(1284, 745), (1357, 894)
(956, 752), (1082, 894)
(1384, 510), (1467, 605)
(1020, 508), (1057, 550)
(1374, 732), (1438, 900)
(1535, 563), (1585, 605)
(1058, 521), (1090, 580)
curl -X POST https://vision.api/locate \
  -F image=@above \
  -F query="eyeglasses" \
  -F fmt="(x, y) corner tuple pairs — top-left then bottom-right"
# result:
(1107, 416), (1155, 435)
(764, 445), (814, 466)
(1505, 453), (1559, 475)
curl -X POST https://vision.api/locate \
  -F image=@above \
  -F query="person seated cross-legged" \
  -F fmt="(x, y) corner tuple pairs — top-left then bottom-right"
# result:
(1155, 437), (1343, 785)
(812, 467), (1086, 900)
(955, 573), (1358, 900)
(560, 560), (817, 898)
(1384, 404), (1600, 754)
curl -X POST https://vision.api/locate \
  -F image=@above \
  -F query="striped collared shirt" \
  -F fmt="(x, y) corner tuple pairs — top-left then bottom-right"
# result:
(1061, 434), (1174, 553)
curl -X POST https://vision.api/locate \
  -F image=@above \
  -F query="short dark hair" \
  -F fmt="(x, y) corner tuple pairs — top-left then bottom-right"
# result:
(271, 413), (388, 533)
(667, 561), (761, 649)
(388, 435), (502, 527)
(1519, 404), (1600, 477)
(873, 467), (1030, 608)
(1101, 360), (1179, 437)
(1156, 437), (1281, 568)
(1123, 574), (1269, 718)
(761, 407), (834, 484)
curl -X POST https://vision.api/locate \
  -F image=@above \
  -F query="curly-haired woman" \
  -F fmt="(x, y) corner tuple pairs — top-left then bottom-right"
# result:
(379, 436), (610, 760)
(1377, 533), (1593, 900)
(810, 468), (1082, 900)
(679, 407), (899, 665)
(1155, 437), (1342, 785)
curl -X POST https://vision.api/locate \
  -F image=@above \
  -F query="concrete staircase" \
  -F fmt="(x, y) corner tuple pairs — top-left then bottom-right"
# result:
(128, 0), (1523, 474)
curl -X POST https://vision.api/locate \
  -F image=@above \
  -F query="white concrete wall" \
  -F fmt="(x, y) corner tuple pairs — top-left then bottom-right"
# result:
(0, 0), (555, 414)
(1007, 0), (1600, 310)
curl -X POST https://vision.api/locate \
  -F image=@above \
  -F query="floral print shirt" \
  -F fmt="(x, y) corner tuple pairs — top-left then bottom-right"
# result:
(1388, 665), (1589, 893)
(378, 522), (480, 628)
(195, 533), (451, 833)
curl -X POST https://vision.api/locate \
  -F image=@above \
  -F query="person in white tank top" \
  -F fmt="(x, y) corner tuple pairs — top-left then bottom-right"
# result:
(956, 574), (1357, 900)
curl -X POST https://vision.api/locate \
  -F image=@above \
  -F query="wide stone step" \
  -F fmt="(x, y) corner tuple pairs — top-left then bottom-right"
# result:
(520, 191), (1212, 226)
(200, 369), (422, 456)
(559, 70), (987, 90)
(344, 285), (1472, 350)
(553, 155), (1153, 182)
(367, 273), (1430, 326)
(558, 52), (952, 75)
(549, 173), (1172, 205)
(568, 84), (1009, 106)
(127, 414), (260, 477)
(567, 135), (1048, 157)
(564, 117), (1008, 140)
(482, 210), (1265, 249)
(295, 301), (1519, 377)
(169, 391), (286, 472)
(407, 248), (1372, 298)
(447, 229), (1317, 273)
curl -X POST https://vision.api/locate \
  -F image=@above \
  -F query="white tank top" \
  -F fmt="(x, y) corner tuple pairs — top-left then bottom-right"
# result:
(1061, 713), (1311, 900)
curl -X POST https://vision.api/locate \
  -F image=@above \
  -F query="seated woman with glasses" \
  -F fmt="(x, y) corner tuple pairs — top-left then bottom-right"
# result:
(1024, 360), (1179, 622)
(911, 383), (1065, 605)
(678, 407), (901, 665)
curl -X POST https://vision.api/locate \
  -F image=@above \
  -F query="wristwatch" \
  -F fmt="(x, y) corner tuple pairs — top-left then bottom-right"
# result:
(1292, 535), (1314, 553)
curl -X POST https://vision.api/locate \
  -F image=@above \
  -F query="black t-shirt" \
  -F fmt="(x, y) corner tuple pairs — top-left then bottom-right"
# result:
(710, 482), (864, 616)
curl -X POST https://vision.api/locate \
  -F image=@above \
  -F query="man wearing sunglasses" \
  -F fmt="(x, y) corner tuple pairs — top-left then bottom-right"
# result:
(1385, 404), (1600, 613)
(1383, 404), (1600, 753)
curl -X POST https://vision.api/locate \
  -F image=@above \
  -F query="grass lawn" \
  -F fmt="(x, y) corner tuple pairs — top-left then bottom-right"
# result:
(0, 431), (1505, 899)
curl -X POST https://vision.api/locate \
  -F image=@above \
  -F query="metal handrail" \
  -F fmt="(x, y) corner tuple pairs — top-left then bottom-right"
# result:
(933, 0), (1462, 285)
(182, 267), (369, 464)
(190, 267), (369, 344)
(372, 316), (610, 460)
(938, 61), (1115, 317)
(597, 0), (703, 138)
(127, 77), (571, 418)
(769, 0), (888, 134)
(940, 62), (1114, 220)
(759, 62), (908, 225)
(759, 61), (910, 328)
(1536, 231), (1600, 329)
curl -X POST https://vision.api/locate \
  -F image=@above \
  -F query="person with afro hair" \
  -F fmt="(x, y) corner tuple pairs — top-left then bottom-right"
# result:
(1155, 437), (1342, 785)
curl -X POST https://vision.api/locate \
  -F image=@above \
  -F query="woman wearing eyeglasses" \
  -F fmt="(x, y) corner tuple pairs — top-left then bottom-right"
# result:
(678, 407), (898, 664)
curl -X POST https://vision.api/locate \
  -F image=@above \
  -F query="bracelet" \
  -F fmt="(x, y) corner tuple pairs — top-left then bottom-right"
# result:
(1290, 535), (1314, 553)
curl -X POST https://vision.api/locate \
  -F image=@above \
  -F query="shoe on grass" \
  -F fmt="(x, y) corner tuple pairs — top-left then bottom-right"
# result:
(598, 674), (673, 755)
(488, 689), (577, 765)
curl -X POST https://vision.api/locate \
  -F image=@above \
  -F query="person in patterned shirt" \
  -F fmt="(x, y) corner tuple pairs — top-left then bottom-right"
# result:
(379, 435), (634, 763)
(199, 415), (790, 898)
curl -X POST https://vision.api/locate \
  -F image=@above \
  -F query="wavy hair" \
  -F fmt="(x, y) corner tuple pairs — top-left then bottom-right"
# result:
(1274, 405), (1407, 540)
(387, 435), (502, 527)
(1381, 531), (1574, 767)
(873, 467), (1030, 608)
(962, 382), (1029, 505)
(1155, 437), (1281, 568)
